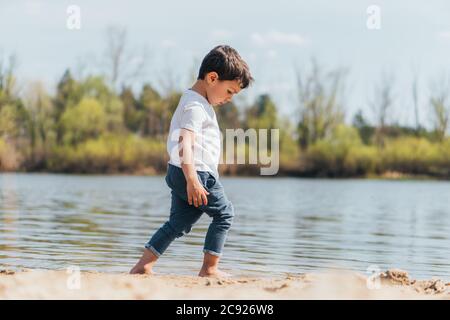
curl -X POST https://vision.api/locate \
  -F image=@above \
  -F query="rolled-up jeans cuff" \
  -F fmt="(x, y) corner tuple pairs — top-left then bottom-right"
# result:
(145, 244), (162, 257)
(203, 249), (222, 257)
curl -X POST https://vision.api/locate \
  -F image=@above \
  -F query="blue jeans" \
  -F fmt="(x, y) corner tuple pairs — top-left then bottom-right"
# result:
(145, 163), (234, 257)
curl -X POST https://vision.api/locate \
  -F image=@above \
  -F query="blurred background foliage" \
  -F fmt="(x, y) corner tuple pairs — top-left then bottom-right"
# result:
(1, 29), (449, 178)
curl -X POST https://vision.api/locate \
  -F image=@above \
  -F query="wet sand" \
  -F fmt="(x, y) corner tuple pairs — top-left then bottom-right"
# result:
(0, 268), (449, 299)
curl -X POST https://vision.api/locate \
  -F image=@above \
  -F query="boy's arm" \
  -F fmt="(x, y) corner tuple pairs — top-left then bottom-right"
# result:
(178, 128), (209, 207)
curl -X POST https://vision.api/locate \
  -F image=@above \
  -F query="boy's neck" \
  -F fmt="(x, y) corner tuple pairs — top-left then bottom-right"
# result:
(190, 80), (209, 103)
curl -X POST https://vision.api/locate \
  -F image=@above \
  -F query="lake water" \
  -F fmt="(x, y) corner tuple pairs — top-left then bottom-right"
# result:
(1, 173), (449, 280)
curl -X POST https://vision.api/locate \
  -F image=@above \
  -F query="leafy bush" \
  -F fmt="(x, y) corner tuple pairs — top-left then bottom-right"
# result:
(47, 134), (167, 173)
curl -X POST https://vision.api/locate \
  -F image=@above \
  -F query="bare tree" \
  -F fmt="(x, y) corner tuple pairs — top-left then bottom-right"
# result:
(106, 25), (126, 87)
(411, 67), (421, 133)
(370, 71), (395, 147)
(0, 52), (19, 99)
(73, 53), (96, 81)
(296, 58), (347, 149)
(104, 25), (150, 90)
(429, 74), (450, 141)
(23, 81), (55, 166)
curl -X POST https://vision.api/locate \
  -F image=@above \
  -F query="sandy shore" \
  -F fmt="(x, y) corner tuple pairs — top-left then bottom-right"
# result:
(0, 268), (449, 299)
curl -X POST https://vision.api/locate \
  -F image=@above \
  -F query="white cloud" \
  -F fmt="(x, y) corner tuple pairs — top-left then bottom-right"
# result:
(251, 31), (306, 47)
(438, 31), (450, 39)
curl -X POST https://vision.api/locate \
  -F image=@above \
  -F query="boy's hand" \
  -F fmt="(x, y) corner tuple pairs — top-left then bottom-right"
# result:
(186, 179), (210, 207)
(178, 128), (210, 207)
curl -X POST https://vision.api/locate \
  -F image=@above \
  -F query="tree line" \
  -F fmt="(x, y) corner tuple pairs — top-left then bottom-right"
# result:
(1, 30), (449, 178)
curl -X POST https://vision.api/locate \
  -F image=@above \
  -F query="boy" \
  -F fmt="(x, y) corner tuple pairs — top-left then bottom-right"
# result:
(130, 45), (253, 277)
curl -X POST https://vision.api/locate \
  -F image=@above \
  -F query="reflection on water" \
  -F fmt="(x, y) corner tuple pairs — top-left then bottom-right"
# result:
(0, 173), (449, 280)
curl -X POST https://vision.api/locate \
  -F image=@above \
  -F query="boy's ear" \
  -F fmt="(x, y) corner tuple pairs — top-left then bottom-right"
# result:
(206, 71), (219, 84)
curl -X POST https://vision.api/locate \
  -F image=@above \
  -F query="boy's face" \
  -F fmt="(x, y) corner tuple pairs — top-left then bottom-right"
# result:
(204, 72), (241, 106)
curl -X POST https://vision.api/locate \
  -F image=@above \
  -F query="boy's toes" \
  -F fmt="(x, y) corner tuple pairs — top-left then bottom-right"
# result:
(129, 267), (144, 274)
(130, 265), (154, 275)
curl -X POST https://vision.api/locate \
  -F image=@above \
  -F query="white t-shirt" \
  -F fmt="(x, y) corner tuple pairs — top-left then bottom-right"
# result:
(167, 89), (221, 176)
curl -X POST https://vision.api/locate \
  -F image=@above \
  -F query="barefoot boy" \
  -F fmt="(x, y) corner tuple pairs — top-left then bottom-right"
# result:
(130, 45), (253, 277)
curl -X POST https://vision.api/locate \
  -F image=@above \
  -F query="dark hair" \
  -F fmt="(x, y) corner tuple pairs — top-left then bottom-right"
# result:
(197, 45), (254, 89)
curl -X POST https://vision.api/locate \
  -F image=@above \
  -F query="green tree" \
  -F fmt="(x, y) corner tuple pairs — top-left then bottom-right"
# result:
(0, 104), (26, 138)
(60, 98), (107, 145)
(217, 101), (241, 129)
(80, 76), (125, 133)
(23, 82), (56, 169)
(0, 54), (29, 142)
(54, 70), (83, 143)
(352, 109), (374, 145)
(244, 94), (278, 130)
(120, 86), (142, 132)
(139, 84), (164, 136)
(162, 90), (182, 133)
(0, 53), (19, 106)
(243, 94), (279, 153)
(54, 70), (82, 118)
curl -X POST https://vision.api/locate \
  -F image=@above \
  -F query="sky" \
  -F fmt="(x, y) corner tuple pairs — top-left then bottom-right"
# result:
(1, 0), (450, 128)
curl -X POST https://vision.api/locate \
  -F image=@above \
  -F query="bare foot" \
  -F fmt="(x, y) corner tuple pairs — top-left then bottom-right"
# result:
(129, 248), (158, 275)
(198, 268), (232, 278)
(129, 263), (155, 275)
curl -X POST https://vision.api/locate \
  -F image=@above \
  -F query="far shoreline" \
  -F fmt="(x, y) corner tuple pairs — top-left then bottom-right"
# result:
(0, 169), (449, 181)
